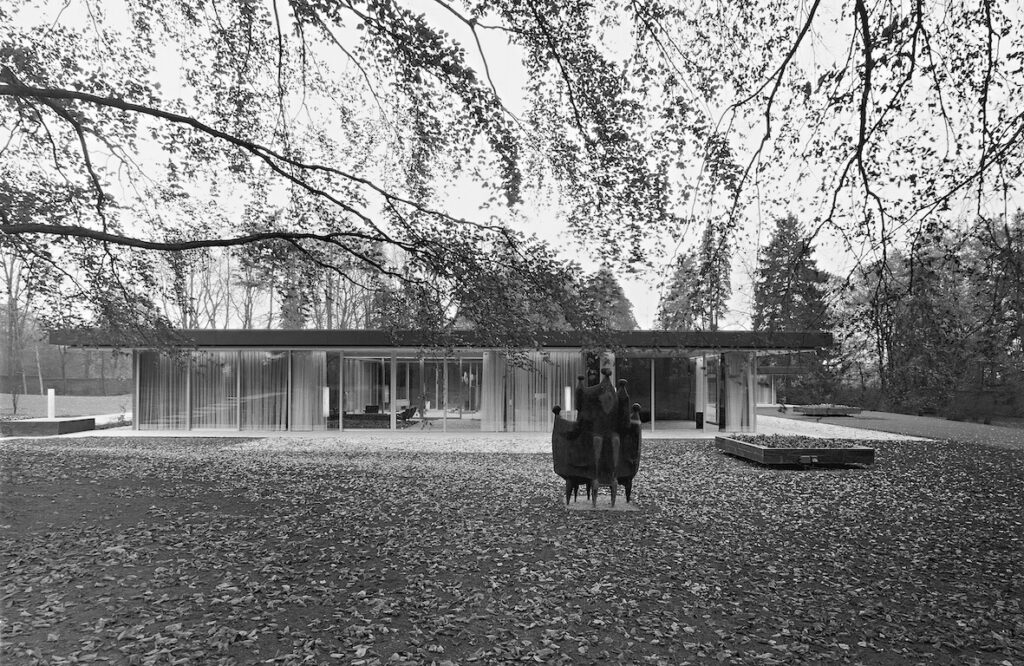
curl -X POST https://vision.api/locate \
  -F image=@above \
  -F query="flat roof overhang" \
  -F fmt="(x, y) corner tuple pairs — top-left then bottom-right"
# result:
(49, 328), (832, 353)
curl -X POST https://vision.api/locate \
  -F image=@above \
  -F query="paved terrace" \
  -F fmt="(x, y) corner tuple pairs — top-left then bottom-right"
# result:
(21, 413), (926, 453)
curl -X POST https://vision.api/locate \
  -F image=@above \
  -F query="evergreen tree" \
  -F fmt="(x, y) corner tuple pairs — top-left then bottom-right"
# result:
(886, 228), (972, 413)
(752, 215), (830, 332)
(695, 221), (731, 331)
(584, 268), (638, 331)
(656, 251), (700, 330)
(752, 214), (833, 403)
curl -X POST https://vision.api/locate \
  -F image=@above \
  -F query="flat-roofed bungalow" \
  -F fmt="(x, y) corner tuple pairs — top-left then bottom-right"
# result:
(50, 329), (831, 433)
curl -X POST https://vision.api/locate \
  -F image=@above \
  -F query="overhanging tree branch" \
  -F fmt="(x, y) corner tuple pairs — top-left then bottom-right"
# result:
(0, 222), (406, 279)
(0, 77), (521, 246)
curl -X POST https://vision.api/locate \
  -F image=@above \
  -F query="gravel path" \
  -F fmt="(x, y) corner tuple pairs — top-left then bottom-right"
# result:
(762, 407), (1024, 450)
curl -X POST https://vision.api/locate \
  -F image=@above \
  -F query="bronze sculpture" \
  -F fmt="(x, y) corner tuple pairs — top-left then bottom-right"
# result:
(552, 368), (642, 507)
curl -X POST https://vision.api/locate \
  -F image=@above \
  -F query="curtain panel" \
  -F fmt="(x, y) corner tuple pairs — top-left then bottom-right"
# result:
(239, 351), (288, 430)
(291, 351), (327, 431)
(191, 352), (238, 429)
(137, 351), (188, 430)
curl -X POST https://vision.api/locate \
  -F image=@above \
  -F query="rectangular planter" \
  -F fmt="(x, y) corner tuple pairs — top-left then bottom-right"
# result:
(715, 436), (875, 466)
(792, 406), (862, 416)
(1, 417), (96, 437)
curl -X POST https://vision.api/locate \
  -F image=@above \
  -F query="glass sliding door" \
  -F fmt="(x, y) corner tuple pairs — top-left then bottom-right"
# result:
(342, 355), (390, 429)
(291, 351), (327, 431)
(502, 351), (583, 432)
(653, 356), (695, 422)
(191, 351), (238, 429)
(239, 351), (288, 430)
(615, 356), (652, 424)
(392, 356), (439, 429)
(137, 351), (188, 430)
(723, 351), (755, 432)
(443, 356), (482, 431)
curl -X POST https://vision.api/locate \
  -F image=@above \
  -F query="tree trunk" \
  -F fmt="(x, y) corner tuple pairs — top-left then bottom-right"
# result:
(59, 346), (68, 394)
(35, 343), (44, 395)
(267, 283), (275, 329)
(224, 250), (232, 328)
(5, 287), (18, 414)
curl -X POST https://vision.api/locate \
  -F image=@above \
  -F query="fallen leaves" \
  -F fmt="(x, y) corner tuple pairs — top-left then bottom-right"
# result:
(733, 434), (876, 449)
(0, 436), (1021, 664)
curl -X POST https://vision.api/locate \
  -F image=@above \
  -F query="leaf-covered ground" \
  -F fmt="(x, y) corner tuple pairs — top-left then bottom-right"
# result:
(1, 437), (1022, 665)
(732, 435), (873, 449)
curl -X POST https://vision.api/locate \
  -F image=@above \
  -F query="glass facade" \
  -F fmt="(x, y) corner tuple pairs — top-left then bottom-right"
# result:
(477, 351), (585, 432)
(133, 347), (757, 433)
(341, 355), (389, 429)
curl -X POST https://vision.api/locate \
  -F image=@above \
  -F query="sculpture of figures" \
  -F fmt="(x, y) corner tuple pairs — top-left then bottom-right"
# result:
(552, 368), (642, 507)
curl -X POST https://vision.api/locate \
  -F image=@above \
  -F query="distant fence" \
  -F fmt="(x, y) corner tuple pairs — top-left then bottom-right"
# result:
(0, 376), (132, 396)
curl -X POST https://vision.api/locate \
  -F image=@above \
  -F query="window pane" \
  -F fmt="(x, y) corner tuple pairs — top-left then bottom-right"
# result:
(327, 353), (341, 430)
(653, 356), (695, 421)
(342, 356), (389, 429)
(291, 351), (327, 431)
(505, 351), (583, 432)
(239, 351), (288, 430)
(615, 356), (652, 415)
(191, 352), (237, 429)
(446, 356), (483, 431)
(137, 351), (187, 430)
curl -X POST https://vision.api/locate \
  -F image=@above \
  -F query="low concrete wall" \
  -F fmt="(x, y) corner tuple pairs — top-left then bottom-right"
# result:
(1, 417), (96, 437)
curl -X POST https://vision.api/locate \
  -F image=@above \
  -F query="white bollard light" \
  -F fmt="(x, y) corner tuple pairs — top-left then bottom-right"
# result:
(47, 388), (56, 419)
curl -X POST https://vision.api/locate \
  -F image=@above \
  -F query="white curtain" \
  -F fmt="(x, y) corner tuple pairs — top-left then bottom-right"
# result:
(724, 351), (755, 432)
(137, 351), (188, 430)
(291, 351), (327, 431)
(240, 351), (288, 430)
(482, 351), (583, 432)
(705, 355), (719, 424)
(343, 357), (381, 413)
(191, 352), (237, 429)
(481, 351), (506, 431)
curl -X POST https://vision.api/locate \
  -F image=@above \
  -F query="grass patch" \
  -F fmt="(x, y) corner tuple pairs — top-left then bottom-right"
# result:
(0, 393), (131, 419)
(1, 437), (1022, 664)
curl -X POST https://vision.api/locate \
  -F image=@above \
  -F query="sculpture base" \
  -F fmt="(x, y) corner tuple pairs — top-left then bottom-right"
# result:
(564, 494), (641, 512)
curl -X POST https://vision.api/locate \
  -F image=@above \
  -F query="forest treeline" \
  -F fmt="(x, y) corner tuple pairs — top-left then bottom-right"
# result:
(658, 212), (1024, 418)
(6, 210), (1022, 418)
